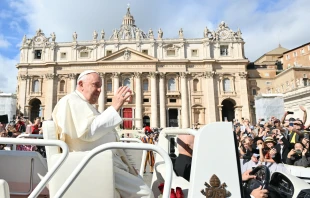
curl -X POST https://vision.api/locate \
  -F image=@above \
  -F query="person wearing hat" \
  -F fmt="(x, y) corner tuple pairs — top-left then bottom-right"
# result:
(259, 137), (277, 163)
(52, 70), (153, 198)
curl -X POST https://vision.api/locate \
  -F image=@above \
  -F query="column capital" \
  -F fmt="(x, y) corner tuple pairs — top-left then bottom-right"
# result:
(68, 73), (76, 79)
(98, 72), (105, 78)
(218, 105), (223, 110)
(179, 72), (189, 78)
(133, 72), (142, 78)
(239, 72), (247, 79)
(112, 72), (120, 78)
(149, 71), (158, 78)
(19, 74), (28, 80)
(45, 73), (58, 80)
(204, 71), (215, 79)
(159, 72), (166, 79)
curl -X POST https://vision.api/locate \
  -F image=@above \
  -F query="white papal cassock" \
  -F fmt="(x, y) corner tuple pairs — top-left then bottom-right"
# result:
(52, 90), (154, 198)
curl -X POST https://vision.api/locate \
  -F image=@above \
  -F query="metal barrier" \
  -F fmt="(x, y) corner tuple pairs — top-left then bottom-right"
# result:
(55, 142), (173, 198)
(120, 138), (147, 177)
(12, 134), (44, 150)
(0, 138), (69, 198)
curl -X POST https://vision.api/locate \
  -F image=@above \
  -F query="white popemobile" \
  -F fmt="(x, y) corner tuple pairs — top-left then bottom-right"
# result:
(0, 122), (310, 197)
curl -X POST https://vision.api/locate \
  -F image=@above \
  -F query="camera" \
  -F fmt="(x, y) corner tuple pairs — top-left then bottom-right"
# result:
(294, 149), (302, 155)
(287, 111), (294, 115)
(261, 118), (265, 121)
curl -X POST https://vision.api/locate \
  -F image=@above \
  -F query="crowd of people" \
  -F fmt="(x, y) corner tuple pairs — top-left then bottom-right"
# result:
(235, 106), (310, 168)
(0, 115), (45, 155)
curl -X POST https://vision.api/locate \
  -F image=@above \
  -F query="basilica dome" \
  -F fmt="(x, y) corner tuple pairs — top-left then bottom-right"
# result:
(110, 7), (148, 40)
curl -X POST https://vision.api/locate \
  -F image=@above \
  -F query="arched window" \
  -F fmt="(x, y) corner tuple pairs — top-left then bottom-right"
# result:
(223, 78), (231, 92)
(193, 79), (199, 91)
(168, 78), (176, 91)
(59, 80), (65, 92)
(123, 78), (131, 87)
(107, 79), (112, 91)
(143, 79), (149, 91)
(32, 80), (39, 93)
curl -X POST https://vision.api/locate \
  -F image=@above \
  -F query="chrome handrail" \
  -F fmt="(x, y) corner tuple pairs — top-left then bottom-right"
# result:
(160, 128), (197, 136)
(120, 138), (147, 177)
(0, 138), (69, 198)
(12, 134), (44, 150)
(55, 142), (173, 198)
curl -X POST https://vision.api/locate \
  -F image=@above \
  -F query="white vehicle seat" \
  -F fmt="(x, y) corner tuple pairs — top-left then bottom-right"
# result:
(188, 123), (243, 197)
(0, 150), (49, 196)
(151, 129), (191, 198)
(42, 121), (120, 198)
(0, 179), (10, 198)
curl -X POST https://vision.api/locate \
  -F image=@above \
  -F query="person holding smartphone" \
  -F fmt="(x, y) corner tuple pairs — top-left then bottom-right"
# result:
(287, 142), (310, 167)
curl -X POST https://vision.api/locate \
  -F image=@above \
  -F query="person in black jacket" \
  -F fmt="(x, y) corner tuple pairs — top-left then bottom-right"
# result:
(273, 129), (290, 164)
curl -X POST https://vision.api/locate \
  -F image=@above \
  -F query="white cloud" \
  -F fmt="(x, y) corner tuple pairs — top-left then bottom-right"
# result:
(0, 35), (11, 48)
(0, 54), (18, 93)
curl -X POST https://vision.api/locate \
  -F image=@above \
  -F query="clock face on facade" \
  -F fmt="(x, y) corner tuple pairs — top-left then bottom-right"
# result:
(219, 30), (229, 39)
(34, 36), (44, 44)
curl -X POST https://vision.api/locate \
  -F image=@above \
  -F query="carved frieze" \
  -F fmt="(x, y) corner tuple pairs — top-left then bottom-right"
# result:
(179, 72), (189, 78)
(98, 72), (105, 78)
(159, 72), (166, 79)
(133, 72), (142, 78)
(112, 72), (120, 78)
(204, 71), (215, 79)
(45, 73), (58, 80)
(149, 72), (158, 78)
(68, 73), (76, 79)
(239, 72), (247, 79)
(19, 74), (28, 80)
(123, 49), (131, 60)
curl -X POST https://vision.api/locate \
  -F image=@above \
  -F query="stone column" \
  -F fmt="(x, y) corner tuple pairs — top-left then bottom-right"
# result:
(180, 72), (189, 128)
(229, 76), (236, 93)
(166, 109), (169, 127)
(19, 75), (28, 115)
(150, 72), (158, 128)
(199, 109), (205, 125)
(218, 105), (223, 122)
(204, 71), (217, 122)
(113, 72), (120, 94)
(68, 73), (76, 92)
(134, 72), (142, 129)
(159, 72), (166, 128)
(218, 73), (224, 94)
(235, 106), (243, 122)
(178, 108), (182, 128)
(44, 73), (57, 120)
(98, 73), (105, 112)
(203, 42), (211, 59)
(239, 72), (250, 119)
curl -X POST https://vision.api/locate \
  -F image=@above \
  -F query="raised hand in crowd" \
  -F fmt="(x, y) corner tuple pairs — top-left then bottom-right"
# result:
(302, 148), (308, 156)
(299, 105), (307, 125)
(287, 149), (296, 158)
(111, 86), (132, 111)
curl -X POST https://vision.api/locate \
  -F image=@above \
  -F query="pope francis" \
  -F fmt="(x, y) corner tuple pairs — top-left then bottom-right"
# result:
(52, 70), (154, 198)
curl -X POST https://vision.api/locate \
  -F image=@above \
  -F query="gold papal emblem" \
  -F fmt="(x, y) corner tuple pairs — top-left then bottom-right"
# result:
(201, 174), (231, 198)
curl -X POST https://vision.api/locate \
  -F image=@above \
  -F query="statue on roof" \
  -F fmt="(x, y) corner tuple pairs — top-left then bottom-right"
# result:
(204, 26), (210, 38)
(218, 21), (228, 30)
(93, 30), (98, 40)
(50, 32), (56, 42)
(36, 29), (43, 36)
(158, 28), (163, 39)
(113, 29), (118, 39)
(100, 29), (105, 40)
(72, 31), (78, 41)
(235, 28), (243, 40)
(22, 35), (27, 44)
(179, 28), (184, 39)
(148, 28), (154, 39)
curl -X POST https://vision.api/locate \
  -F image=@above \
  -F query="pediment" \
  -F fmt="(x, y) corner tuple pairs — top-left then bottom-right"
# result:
(97, 47), (158, 62)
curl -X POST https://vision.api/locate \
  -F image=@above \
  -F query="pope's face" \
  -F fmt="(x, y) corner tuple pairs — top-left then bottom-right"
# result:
(81, 73), (102, 104)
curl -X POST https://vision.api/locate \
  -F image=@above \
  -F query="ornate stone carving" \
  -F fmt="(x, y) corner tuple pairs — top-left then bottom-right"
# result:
(148, 28), (154, 39)
(179, 72), (189, 78)
(203, 26), (210, 39)
(178, 28), (184, 39)
(112, 72), (120, 78)
(100, 30), (105, 40)
(134, 72), (142, 78)
(20, 74), (28, 80)
(123, 49), (131, 60)
(158, 28), (163, 39)
(22, 35), (27, 44)
(72, 32), (78, 42)
(98, 72), (105, 78)
(159, 72), (166, 79)
(201, 174), (231, 197)
(50, 32), (56, 42)
(45, 73), (57, 80)
(239, 72), (247, 79)
(149, 72), (158, 78)
(68, 73), (76, 79)
(93, 30), (98, 40)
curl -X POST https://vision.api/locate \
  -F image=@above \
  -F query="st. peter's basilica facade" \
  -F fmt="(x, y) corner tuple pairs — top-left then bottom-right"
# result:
(16, 8), (250, 129)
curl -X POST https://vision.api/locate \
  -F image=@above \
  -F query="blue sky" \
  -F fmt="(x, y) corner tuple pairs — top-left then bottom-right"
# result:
(0, 0), (309, 93)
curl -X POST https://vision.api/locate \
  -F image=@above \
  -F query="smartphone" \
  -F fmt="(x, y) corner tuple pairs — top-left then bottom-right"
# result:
(287, 111), (294, 115)
(289, 122), (294, 127)
(261, 118), (265, 121)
